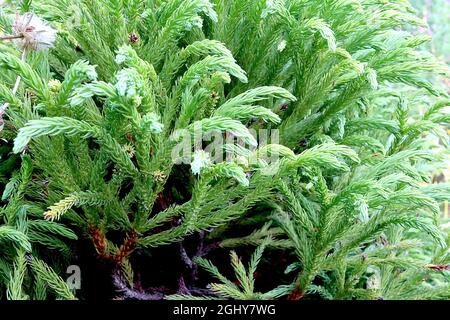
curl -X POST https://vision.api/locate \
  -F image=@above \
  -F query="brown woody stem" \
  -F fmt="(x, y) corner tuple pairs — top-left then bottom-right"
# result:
(0, 35), (23, 41)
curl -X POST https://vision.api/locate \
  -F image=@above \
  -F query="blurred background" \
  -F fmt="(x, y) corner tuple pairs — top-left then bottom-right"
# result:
(412, 0), (450, 66)
(412, 0), (450, 219)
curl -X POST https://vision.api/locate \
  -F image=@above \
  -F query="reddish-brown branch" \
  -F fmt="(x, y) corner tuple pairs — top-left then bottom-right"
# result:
(288, 286), (305, 300)
(114, 230), (138, 264)
(88, 225), (107, 257)
(88, 225), (139, 265)
(426, 264), (450, 271)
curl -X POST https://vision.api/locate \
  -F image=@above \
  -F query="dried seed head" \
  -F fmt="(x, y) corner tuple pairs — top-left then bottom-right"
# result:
(12, 12), (57, 51)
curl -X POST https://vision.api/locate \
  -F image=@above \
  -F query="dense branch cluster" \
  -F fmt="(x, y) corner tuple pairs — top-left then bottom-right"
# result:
(0, 0), (449, 300)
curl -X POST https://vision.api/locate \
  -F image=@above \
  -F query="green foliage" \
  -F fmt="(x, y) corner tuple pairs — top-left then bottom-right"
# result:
(169, 239), (292, 300)
(0, 155), (77, 300)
